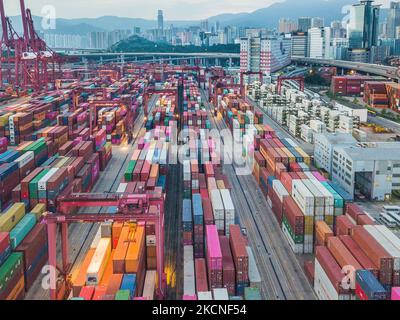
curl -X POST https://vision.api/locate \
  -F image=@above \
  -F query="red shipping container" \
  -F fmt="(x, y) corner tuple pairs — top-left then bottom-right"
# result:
(339, 235), (379, 278)
(195, 258), (209, 293)
(357, 214), (375, 226)
(315, 246), (350, 295)
(219, 236), (236, 296)
(202, 198), (214, 225)
(346, 203), (365, 222)
(283, 197), (304, 236)
(79, 286), (95, 300)
(335, 215), (355, 236)
(350, 226), (393, 285)
(229, 225), (249, 284)
(0, 232), (10, 255)
(304, 260), (315, 284)
(141, 161), (151, 182)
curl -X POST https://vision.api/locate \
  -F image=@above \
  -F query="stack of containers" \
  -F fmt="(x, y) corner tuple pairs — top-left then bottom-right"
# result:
(229, 225), (249, 296)
(182, 199), (193, 245)
(205, 225), (223, 290)
(192, 194), (204, 258)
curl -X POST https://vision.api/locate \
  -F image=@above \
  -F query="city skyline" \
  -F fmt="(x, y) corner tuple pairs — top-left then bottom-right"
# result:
(1, 0), (394, 20)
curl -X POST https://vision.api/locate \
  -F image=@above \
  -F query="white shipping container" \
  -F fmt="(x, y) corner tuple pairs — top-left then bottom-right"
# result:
(15, 151), (34, 169)
(116, 183), (127, 193)
(246, 246), (262, 288)
(183, 160), (191, 181)
(86, 238), (111, 286)
(198, 292), (213, 300)
(91, 227), (103, 249)
(292, 180), (315, 216)
(364, 225), (400, 271)
(302, 179), (325, 208)
(184, 246), (196, 297)
(38, 168), (58, 191)
(212, 288), (229, 300)
(210, 189), (225, 220)
(310, 179), (335, 207)
(220, 189), (235, 223)
(272, 180), (290, 203)
(142, 270), (156, 300)
(314, 259), (350, 300)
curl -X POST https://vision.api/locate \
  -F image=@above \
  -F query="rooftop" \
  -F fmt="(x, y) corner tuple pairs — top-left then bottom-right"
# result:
(316, 132), (358, 145)
(339, 143), (400, 161)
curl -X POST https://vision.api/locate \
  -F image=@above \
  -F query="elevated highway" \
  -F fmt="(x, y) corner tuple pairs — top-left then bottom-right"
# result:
(292, 56), (400, 80)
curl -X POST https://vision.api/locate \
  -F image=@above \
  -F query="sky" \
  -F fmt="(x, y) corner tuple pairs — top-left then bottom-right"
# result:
(2, 0), (393, 20)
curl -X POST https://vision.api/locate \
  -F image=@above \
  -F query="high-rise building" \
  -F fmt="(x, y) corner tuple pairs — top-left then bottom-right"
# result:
(200, 20), (209, 32)
(311, 17), (324, 28)
(278, 18), (298, 34)
(240, 36), (291, 75)
(291, 32), (308, 57)
(158, 10), (164, 40)
(308, 27), (331, 59)
(388, 2), (400, 39)
(298, 17), (312, 32)
(331, 38), (349, 60)
(331, 21), (346, 38)
(347, 0), (380, 50)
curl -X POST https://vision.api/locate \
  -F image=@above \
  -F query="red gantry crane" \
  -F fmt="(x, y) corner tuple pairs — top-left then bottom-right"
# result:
(0, 0), (63, 92)
(45, 192), (166, 300)
(277, 75), (305, 95)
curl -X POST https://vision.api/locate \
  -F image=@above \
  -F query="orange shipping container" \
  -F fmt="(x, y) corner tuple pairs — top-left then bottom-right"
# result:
(99, 250), (115, 287)
(125, 226), (145, 273)
(113, 225), (131, 274)
(72, 248), (96, 297)
(105, 273), (123, 297)
(315, 221), (334, 246)
(112, 222), (123, 249)
(150, 164), (159, 179)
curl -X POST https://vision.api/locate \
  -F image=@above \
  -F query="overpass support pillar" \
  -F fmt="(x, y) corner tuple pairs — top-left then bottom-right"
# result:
(190, 58), (194, 66)
(215, 58), (220, 66)
(169, 57), (172, 65)
(229, 57), (232, 68)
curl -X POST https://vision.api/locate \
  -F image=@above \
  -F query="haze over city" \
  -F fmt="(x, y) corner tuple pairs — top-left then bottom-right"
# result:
(1, 0), (394, 20)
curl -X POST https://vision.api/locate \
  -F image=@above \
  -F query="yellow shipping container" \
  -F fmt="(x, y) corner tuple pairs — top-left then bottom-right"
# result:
(304, 216), (314, 235)
(280, 147), (296, 163)
(324, 215), (334, 227)
(216, 180), (225, 190)
(0, 113), (12, 126)
(295, 147), (311, 166)
(0, 203), (26, 232)
(31, 203), (46, 221)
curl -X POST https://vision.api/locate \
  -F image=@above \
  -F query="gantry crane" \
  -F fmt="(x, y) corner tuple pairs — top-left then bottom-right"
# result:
(240, 71), (263, 97)
(0, 0), (63, 92)
(277, 76), (305, 95)
(45, 192), (166, 300)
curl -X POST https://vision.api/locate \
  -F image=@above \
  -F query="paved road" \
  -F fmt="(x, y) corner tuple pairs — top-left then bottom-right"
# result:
(369, 116), (400, 135)
(25, 94), (159, 300)
(203, 89), (316, 300)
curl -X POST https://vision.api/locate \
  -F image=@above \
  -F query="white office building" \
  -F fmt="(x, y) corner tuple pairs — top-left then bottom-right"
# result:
(240, 37), (291, 75)
(314, 133), (400, 201)
(308, 27), (331, 59)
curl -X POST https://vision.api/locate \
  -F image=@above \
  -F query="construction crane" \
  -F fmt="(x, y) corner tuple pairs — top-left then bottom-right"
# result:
(45, 192), (166, 300)
(277, 76), (305, 95)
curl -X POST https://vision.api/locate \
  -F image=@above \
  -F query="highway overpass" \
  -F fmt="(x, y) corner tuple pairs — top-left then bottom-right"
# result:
(292, 56), (400, 80)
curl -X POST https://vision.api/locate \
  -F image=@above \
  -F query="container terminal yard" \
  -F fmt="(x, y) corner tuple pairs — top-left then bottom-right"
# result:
(2, 1), (400, 303)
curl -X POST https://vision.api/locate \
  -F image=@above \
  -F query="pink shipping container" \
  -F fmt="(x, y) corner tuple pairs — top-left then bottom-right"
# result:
(392, 287), (400, 300)
(312, 171), (327, 182)
(205, 225), (223, 289)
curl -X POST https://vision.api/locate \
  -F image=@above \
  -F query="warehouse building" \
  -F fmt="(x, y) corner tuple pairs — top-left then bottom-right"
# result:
(315, 133), (400, 200)
(314, 133), (358, 174)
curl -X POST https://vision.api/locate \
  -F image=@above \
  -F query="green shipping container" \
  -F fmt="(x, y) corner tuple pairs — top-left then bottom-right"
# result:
(124, 160), (136, 182)
(29, 169), (50, 199)
(0, 253), (23, 293)
(115, 290), (130, 300)
(244, 287), (261, 300)
(10, 213), (37, 249)
(282, 216), (304, 244)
